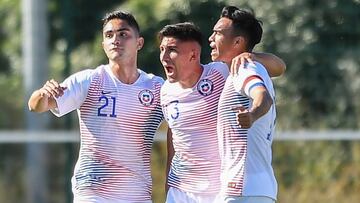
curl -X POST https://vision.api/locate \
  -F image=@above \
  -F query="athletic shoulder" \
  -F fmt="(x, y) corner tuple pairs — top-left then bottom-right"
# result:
(248, 62), (269, 77)
(139, 69), (165, 86)
(64, 64), (106, 84)
(203, 61), (229, 79)
(234, 62), (274, 96)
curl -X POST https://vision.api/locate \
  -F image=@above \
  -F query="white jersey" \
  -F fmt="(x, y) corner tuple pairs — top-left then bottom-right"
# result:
(52, 65), (164, 202)
(161, 62), (228, 194)
(217, 62), (277, 199)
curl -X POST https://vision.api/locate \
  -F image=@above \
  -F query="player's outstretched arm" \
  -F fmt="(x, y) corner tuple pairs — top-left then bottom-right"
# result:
(28, 79), (66, 113)
(165, 128), (174, 194)
(252, 52), (286, 77)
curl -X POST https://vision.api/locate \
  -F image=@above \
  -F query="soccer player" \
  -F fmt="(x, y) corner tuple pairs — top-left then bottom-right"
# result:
(159, 22), (228, 203)
(210, 6), (278, 203)
(28, 11), (163, 203)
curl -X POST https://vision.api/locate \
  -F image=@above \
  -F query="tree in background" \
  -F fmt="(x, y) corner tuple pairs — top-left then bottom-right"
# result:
(255, 0), (360, 129)
(1, 0), (359, 130)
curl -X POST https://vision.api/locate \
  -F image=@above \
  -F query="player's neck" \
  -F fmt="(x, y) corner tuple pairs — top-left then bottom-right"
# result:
(178, 64), (203, 89)
(109, 61), (139, 84)
(225, 50), (245, 70)
(224, 61), (231, 69)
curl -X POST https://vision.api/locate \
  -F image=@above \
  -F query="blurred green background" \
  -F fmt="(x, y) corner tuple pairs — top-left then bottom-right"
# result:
(0, 0), (360, 202)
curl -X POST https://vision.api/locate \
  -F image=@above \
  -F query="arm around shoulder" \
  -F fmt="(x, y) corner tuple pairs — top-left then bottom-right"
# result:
(253, 52), (286, 77)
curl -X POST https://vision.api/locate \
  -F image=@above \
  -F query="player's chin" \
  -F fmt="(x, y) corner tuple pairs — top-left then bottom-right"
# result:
(166, 76), (177, 83)
(211, 53), (219, 62)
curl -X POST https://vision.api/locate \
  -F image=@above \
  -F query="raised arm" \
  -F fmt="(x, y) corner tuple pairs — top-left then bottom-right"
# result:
(231, 52), (286, 77)
(253, 52), (286, 77)
(28, 79), (66, 113)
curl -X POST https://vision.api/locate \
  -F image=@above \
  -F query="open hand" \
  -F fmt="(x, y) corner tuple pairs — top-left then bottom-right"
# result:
(230, 52), (255, 76)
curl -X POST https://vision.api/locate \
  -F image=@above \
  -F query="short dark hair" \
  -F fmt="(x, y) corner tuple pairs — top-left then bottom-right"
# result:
(221, 6), (262, 51)
(158, 22), (203, 46)
(102, 10), (140, 35)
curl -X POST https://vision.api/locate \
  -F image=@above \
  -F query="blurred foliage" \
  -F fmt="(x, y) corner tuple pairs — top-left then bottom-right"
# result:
(0, 74), (24, 128)
(273, 141), (360, 203)
(260, 0), (360, 129)
(0, 0), (20, 74)
(1, 0), (359, 129)
(0, 0), (360, 202)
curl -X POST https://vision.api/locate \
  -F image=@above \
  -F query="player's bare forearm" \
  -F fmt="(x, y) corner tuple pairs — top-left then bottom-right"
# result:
(165, 128), (174, 193)
(249, 86), (273, 121)
(253, 52), (286, 77)
(28, 89), (56, 113)
(28, 79), (65, 113)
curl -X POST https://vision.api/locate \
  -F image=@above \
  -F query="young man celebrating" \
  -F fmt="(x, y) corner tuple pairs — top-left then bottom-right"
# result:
(28, 11), (163, 203)
(159, 22), (229, 203)
(210, 6), (278, 203)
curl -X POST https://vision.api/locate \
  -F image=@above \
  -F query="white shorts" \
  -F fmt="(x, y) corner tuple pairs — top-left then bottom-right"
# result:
(166, 187), (217, 203)
(215, 195), (275, 203)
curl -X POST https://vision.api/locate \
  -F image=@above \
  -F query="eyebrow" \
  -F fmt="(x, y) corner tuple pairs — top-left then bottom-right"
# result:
(215, 27), (234, 36)
(160, 44), (178, 48)
(103, 27), (131, 33)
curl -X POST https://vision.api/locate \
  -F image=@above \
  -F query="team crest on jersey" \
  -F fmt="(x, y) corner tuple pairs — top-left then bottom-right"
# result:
(197, 79), (214, 96)
(138, 89), (154, 106)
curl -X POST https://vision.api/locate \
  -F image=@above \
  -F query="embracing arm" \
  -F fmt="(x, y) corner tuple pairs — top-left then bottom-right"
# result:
(231, 52), (286, 77)
(28, 79), (66, 113)
(253, 52), (286, 77)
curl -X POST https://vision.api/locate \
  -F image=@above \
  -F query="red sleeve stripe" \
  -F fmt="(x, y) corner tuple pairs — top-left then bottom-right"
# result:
(241, 75), (264, 91)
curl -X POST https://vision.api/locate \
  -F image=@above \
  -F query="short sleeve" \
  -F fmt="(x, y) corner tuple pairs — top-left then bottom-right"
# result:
(206, 62), (229, 80)
(233, 62), (266, 97)
(51, 69), (95, 117)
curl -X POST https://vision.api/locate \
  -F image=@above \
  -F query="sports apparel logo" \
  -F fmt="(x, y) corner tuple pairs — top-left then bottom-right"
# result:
(197, 79), (213, 96)
(101, 90), (112, 94)
(138, 89), (154, 106)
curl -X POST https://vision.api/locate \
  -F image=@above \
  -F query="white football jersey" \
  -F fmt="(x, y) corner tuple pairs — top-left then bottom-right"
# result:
(161, 62), (228, 194)
(217, 62), (277, 200)
(52, 65), (164, 202)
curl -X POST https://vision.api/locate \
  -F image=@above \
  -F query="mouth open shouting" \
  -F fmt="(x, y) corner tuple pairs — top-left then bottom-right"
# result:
(209, 42), (219, 60)
(163, 64), (176, 82)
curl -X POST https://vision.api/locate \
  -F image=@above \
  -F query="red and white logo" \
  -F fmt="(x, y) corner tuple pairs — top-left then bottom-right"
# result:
(197, 79), (213, 96)
(138, 89), (154, 106)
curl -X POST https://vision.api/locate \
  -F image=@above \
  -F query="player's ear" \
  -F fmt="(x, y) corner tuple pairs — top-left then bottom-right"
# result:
(189, 49), (199, 62)
(234, 36), (247, 51)
(137, 37), (144, 51)
(234, 36), (245, 47)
